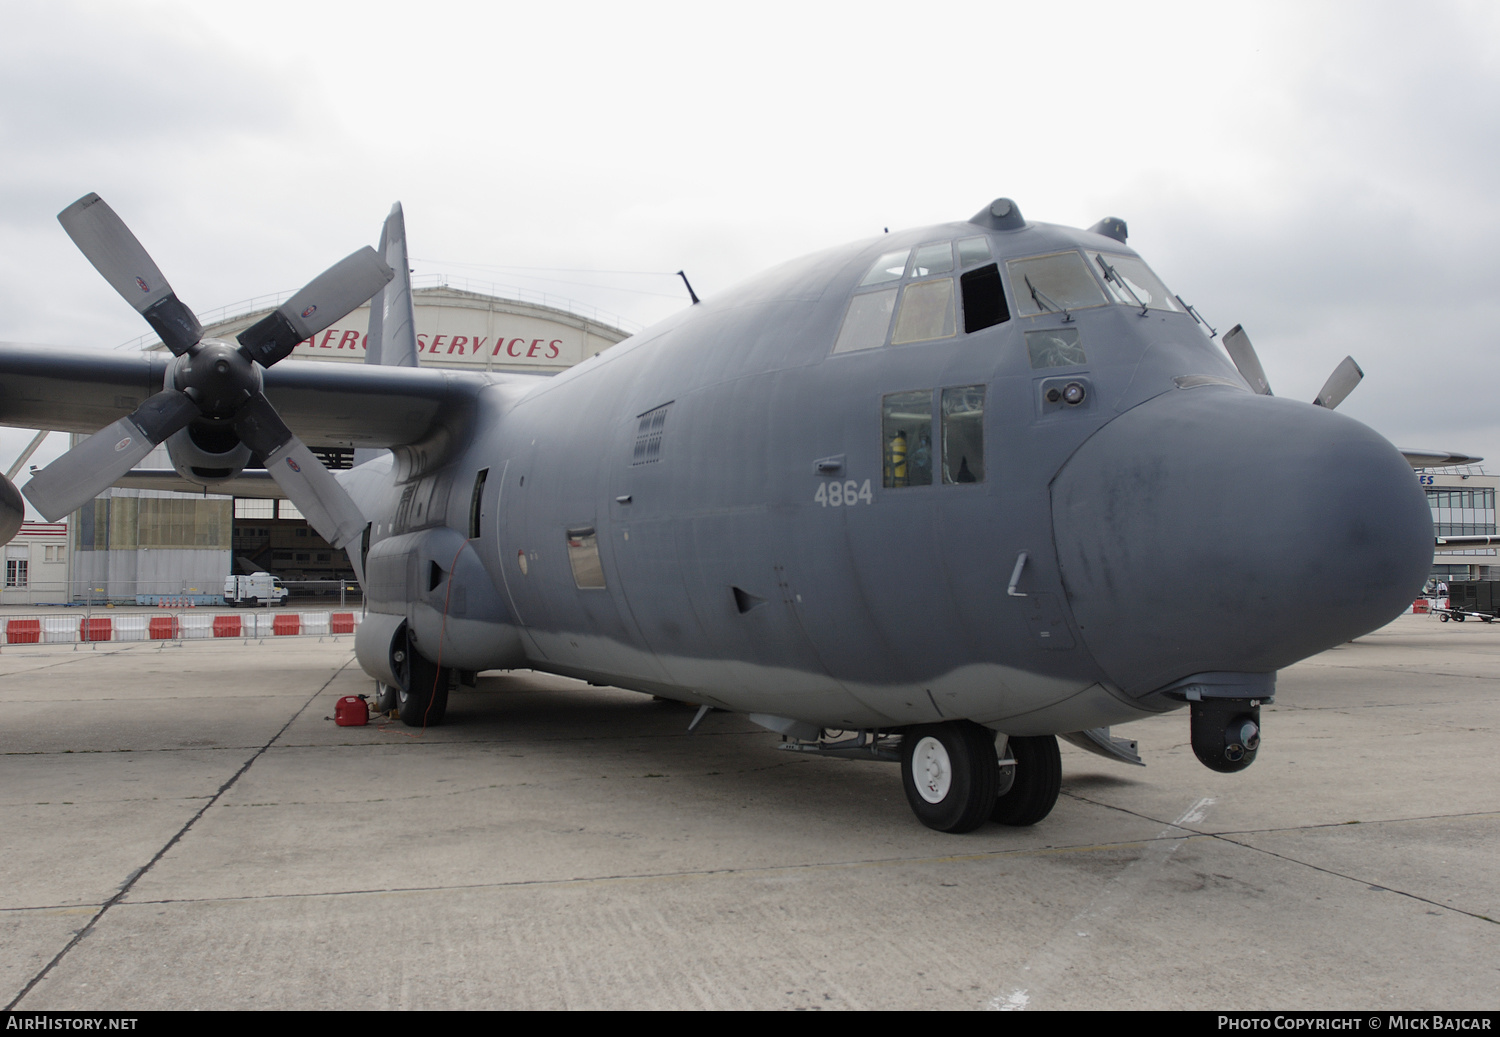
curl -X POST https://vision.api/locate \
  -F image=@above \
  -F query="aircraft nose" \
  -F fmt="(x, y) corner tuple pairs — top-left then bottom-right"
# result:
(1051, 387), (1433, 698)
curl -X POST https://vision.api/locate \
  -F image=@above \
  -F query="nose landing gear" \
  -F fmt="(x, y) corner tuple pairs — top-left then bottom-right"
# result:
(899, 722), (1062, 832)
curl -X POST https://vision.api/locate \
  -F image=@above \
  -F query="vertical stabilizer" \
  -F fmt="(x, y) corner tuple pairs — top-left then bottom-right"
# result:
(355, 204), (419, 467)
(365, 203), (419, 369)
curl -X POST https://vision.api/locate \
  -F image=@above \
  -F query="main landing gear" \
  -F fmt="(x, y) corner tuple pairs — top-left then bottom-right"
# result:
(899, 720), (1062, 833)
(373, 638), (452, 726)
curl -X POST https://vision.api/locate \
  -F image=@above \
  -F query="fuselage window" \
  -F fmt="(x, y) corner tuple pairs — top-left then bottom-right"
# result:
(882, 390), (934, 488)
(960, 263), (1008, 333)
(1006, 251), (1108, 318)
(891, 278), (957, 345)
(1088, 252), (1181, 312)
(833, 288), (898, 353)
(941, 386), (985, 484)
(566, 525), (606, 589)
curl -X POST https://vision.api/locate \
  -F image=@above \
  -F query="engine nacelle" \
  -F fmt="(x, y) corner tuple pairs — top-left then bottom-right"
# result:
(0, 471), (22, 545)
(165, 421), (253, 486)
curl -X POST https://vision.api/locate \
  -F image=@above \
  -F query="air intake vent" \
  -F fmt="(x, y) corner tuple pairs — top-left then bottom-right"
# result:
(631, 403), (671, 466)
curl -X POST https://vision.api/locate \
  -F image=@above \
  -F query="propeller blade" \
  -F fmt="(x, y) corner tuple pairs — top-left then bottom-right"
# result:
(57, 194), (202, 356)
(1312, 356), (1363, 409)
(233, 394), (365, 547)
(237, 247), (394, 368)
(22, 390), (198, 520)
(1, 472), (22, 546)
(1222, 324), (1273, 396)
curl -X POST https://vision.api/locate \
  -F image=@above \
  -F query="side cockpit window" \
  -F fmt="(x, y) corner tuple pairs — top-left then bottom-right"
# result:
(882, 386), (986, 488)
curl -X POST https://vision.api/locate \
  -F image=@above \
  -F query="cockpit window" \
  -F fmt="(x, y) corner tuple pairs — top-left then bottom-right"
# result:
(911, 242), (954, 277)
(957, 236), (992, 267)
(833, 288), (898, 353)
(1006, 251), (1108, 318)
(1088, 252), (1181, 312)
(859, 249), (910, 286)
(891, 278), (957, 345)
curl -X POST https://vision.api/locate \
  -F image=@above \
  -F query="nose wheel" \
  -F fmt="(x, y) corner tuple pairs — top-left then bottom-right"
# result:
(990, 735), (1062, 826)
(900, 721), (1000, 832)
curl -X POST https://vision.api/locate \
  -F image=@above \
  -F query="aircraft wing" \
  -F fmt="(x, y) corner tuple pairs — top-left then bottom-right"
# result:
(0, 342), (504, 451)
(1402, 448), (1483, 468)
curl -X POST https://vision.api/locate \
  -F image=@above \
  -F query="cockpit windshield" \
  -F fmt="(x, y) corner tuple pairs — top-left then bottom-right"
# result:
(1088, 252), (1180, 312)
(1005, 252), (1108, 318)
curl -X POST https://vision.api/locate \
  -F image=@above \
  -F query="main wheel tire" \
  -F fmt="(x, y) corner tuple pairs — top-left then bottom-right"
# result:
(900, 721), (1000, 833)
(372, 681), (399, 714)
(991, 734), (1062, 826)
(397, 652), (450, 727)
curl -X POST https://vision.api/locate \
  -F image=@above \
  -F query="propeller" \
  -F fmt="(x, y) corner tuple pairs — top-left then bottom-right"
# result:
(24, 194), (392, 548)
(1312, 356), (1364, 410)
(1222, 324), (1364, 410)
(1222, 325), (1273, 396)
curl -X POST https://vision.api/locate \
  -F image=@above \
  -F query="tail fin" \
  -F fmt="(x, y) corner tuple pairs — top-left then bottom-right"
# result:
(365, 203), (419, 369)
(354, 204), (419, 469)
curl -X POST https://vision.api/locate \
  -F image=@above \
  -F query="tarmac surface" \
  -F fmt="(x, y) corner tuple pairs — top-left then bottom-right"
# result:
(0, 613), (1496, 1010)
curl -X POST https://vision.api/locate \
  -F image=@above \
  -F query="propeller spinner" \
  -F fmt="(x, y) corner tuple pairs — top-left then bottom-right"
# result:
(23, 194), (392, 548)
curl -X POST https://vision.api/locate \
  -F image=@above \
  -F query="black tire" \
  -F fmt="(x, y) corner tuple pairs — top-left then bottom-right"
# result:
(1456, 614), (1466, 622)
(900, 721), (1000, 833)
(397, 651), (450, 726)
(991, 734), (1062, 826)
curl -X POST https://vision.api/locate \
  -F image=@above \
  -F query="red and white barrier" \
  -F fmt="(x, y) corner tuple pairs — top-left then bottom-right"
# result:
(1, 610), (361, 647)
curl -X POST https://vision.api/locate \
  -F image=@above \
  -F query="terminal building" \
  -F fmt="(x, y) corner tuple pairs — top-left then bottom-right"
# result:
(1422, 465), (1499, 583)
(59, 280), (632, 603)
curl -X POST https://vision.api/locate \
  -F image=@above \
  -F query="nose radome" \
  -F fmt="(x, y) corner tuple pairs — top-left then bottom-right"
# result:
(1051, 387), (1433, 698)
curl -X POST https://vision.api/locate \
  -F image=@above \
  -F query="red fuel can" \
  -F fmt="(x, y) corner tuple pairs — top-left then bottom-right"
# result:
(334, 695), (369, 727)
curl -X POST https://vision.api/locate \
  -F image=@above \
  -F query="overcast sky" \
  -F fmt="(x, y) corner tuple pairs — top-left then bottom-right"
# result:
(3, 0), (1498, 513)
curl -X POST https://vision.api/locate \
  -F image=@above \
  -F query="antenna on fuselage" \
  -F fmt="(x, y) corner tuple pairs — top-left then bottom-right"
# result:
(676, 270), (700, 305)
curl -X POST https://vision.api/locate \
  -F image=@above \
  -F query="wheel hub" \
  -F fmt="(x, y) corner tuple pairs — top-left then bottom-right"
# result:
(912, 735), (952, 803)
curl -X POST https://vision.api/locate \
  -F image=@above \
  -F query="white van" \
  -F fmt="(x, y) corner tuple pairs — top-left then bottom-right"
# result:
(223, 572), (289, 607)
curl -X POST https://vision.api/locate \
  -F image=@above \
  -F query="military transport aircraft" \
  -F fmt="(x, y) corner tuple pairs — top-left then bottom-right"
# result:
(0, 194), (1434, 833)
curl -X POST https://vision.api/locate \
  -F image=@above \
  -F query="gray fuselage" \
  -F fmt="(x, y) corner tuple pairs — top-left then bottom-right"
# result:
(351, 213), (1433, 737)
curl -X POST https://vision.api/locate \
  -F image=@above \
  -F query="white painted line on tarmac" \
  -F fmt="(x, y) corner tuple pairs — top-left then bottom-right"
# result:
(985, 797), (1214, 1011)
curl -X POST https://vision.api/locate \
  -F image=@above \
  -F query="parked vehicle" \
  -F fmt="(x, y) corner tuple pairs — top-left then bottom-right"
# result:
(223, 572), (288, 607)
